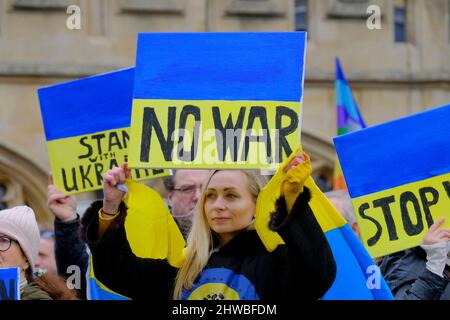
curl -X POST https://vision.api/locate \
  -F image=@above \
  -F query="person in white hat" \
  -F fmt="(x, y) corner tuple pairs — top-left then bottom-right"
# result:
(0, 206), (78, 300)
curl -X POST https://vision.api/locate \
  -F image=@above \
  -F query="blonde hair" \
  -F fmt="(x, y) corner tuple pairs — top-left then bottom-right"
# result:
(173, 170), (267, 299)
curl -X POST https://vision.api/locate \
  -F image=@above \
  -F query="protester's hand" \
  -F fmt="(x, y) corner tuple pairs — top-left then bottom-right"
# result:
(423, 217), (450, 245)
(282, 152), (311, 192)
(281, 152), (312, 212)
(420, 217), (450, 277)
(102, 163), (131, 215)
(47, 174), (77, 222)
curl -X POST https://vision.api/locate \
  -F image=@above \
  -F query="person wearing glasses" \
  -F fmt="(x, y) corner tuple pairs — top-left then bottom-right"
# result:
(163, 170), (209, 239)
(0, 206), (78, 300)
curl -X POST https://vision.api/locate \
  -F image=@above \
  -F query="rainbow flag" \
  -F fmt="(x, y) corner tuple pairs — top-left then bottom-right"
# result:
(333, 58), (366, 190)
(256, 147), (393, 300)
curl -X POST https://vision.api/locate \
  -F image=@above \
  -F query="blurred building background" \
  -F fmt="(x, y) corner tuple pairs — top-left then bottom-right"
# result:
(0, 0), (449, 228)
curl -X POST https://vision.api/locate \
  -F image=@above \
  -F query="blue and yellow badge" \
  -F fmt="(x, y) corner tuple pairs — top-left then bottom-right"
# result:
(181, 268), (259, 300)
(334, 104), (450, 258)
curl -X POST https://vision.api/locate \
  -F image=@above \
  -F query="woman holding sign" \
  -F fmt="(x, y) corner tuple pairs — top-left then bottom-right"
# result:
(81, 152), (336, 300)
(0, 206), (78, 300)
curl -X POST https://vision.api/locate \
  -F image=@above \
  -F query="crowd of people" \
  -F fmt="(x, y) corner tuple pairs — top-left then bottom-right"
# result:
(0, 151), (449, 300)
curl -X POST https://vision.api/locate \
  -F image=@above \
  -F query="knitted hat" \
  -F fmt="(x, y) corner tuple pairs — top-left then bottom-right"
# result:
(0, 206), (40, 275)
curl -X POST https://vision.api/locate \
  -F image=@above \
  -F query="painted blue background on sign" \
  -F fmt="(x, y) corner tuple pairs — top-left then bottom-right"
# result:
(38, 68), (135, 141)
(334, 104), (450, 198)
(0, 267), (20, 300)
(134, 32), (306, 102)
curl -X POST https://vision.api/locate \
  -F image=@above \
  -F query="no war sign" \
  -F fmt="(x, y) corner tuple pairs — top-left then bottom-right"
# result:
(128, 32), (306, 169)
(38, 68), (168, 194)
(334, 104), (450, 258)
(0, 267), (19, 300)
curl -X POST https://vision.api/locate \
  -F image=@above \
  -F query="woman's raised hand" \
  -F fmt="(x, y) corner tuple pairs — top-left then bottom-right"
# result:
(102, 163), (131, 215)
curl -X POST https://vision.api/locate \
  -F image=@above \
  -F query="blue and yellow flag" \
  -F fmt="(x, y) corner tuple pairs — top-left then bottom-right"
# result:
(37, 68), (168, 194)
(87, 180), (185, 300)
(334, 104), (450, 259)
(256, 147), (393, 300)
(128, 32), (306, 169)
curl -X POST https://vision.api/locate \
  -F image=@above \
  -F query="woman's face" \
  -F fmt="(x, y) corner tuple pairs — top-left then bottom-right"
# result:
(0, 235), (28, 271)
(204, 171), (256, 244)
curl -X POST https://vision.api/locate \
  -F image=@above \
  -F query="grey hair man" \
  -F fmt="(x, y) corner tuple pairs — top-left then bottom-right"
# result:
(163, 169), (209, 239)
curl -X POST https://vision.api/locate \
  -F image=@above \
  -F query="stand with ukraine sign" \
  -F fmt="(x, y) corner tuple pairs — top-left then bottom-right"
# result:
(38, 68), (168, 195)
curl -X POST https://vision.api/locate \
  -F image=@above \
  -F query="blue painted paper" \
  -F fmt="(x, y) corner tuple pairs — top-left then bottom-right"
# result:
(134, 32), (306, 102)
(334, 104), (450, 198)
(0, 267), (20, 300)
(38, 68), (135, 141)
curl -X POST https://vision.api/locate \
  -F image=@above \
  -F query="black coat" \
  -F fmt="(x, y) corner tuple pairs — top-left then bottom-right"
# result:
(380, 247), (450, 300)
(54, 215), (89, 299)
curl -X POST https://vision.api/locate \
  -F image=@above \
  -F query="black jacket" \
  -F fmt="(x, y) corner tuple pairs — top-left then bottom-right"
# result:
(81, 188), (336, 300)
(380, 247), (450, 300)
(54, 215), (89, 299)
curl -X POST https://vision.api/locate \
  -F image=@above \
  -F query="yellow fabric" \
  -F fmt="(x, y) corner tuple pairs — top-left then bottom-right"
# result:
(281, 152), (311, 213)
(97, 209), (119, 239)
(255, 146), (347, 252)
(122, 179), (185, 267)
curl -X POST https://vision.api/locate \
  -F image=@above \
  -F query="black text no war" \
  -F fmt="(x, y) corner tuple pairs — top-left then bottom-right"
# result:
(139, 105), (299, 163)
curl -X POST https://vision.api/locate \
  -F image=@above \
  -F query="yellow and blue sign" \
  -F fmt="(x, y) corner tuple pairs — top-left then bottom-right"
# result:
(38, 68), (168, 194)
(334, 104), (450, 258)
(128, 32), (306, 169)
(0, 267), (20, 300)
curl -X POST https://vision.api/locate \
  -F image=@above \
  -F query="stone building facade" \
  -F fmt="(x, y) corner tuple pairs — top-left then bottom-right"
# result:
(0, 0), (449, 227)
